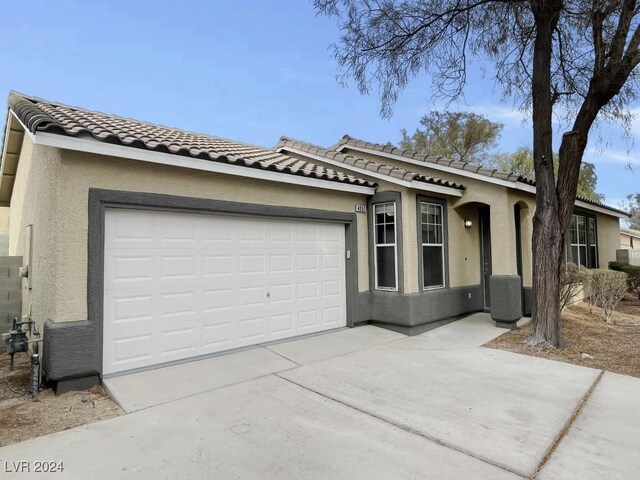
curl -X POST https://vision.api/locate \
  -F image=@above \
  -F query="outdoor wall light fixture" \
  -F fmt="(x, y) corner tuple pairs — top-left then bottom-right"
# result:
(464, 220), (473, 229)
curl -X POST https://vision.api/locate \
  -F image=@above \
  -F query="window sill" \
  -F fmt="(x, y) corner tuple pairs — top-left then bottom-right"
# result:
(422, 285), (446, 292)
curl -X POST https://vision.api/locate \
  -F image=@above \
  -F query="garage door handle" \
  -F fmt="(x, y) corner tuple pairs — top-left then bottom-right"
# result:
(266, 292), (270, 297)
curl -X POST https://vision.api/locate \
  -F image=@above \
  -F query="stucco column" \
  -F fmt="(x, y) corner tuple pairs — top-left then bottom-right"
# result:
(489, 200), (518, 276)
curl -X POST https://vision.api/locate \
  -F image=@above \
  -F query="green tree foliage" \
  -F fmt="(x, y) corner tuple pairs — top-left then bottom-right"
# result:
(399, 112), (503, 164)
(488, 148), (603, 202)
(489, 147), (537, 179)
(622, 193), (640, 230)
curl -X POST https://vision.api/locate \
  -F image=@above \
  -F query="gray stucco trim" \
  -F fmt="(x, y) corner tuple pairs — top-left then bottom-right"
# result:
(523, 286), (533, 316)
(490, 275), (523, 326)
(46, 188), (362, 382)
(368, 191), (404, 293)
(415, 194), (449, 291)
(372, 314), (469, 336)
(42, 319), (100, 386)
(356, 284), (483, 327)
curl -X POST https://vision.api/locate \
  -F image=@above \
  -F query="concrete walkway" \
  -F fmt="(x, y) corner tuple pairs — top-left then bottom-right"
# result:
(1, 314), (638, 479)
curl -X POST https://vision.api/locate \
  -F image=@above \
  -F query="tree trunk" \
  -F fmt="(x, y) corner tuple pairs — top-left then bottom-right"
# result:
(529, 0), (565, 348)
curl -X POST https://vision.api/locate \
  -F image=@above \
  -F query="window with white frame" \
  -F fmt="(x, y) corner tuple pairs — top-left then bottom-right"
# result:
(420, 202), (445, 289)
(588, 217), (598, 267)
(373, 202), (397, 290)
(566, 214), (598, 268)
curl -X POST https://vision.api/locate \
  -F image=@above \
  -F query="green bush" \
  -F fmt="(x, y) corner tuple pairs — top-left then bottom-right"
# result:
(608, 261), (640, 299)
(608, 261), (627, 272)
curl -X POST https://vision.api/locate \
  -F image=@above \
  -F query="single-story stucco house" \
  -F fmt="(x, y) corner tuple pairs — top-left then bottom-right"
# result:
(0, 92), (629, 392)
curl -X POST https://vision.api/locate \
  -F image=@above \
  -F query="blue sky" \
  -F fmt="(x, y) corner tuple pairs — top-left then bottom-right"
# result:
(1, 0), (638, 209)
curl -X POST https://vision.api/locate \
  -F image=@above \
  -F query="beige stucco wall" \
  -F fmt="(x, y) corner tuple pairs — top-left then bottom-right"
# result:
(597, 213), (620, 267)
(54, 149), (370, 323)
(345, 148), (522, 279)
(339, 147), (631, 287)
(0, 207), (9, 255)
(8, 137), (62, 328)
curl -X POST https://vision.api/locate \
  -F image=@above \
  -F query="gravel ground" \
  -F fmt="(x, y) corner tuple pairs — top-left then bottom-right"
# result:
(485, 299), (640, 378)
(0, 353), (121, 447)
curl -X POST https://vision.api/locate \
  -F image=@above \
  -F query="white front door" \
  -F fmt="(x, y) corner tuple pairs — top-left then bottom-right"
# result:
(102, 208), (347, 375)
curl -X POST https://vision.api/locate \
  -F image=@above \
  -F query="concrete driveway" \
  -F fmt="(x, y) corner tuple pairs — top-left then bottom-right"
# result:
(1, 314), (638, 479)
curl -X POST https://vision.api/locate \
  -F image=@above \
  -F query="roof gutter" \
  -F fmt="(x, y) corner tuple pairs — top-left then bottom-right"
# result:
(337, 143), (629, 220)
(27, 130), (377, 196)
(278, 146), (463, 198)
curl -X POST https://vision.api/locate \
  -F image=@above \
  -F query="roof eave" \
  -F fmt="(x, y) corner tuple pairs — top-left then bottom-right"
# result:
(29, 131), (377, 196)
(279, 144), (464, 198)
(337, 141), (629, 219)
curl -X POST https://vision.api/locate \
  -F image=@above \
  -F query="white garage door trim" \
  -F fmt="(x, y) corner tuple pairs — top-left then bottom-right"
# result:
(102, 208), (348, 375)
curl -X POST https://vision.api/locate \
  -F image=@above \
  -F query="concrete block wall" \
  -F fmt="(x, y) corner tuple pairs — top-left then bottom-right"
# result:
(0, 256), (22, 334)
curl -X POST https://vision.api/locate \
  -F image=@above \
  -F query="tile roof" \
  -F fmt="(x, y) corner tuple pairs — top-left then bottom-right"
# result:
(332, 134), (534, 185)
(276, 136), (465, 191)
(333, 134), (629, 217)
(6, 92), (376, 189)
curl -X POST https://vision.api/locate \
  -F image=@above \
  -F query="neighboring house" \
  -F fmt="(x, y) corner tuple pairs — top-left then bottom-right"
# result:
(620, 227), (640, 250)
(0, 92), (629, 392)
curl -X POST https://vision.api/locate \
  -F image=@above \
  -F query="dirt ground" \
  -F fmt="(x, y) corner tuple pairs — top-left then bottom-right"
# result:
(486, 297), (640, 378)
(615, 294), (640, 317)
(0, 352), (121, 447)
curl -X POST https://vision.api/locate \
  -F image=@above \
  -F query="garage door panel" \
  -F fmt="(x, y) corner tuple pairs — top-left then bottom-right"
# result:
(156, 214), (200, 244)
(103, 209), (347, 375)
(203, 254), (234, 277)
(105, 253), (155, 288)
(158, 290), (199, 320)
(297, 309), (321, 329)
(297, 254), (319, 272)
(296, 223), (319, 242)
(158, 326), (198, 358)
(238, 254), (266, 275)
(104, 210), (155, 248)
(237, 316), (267, 342)
(269, 283), (294, 304)
(322, 306), (345, 325)
(270, 254), (294, 274)
(269, 223), (294, 242)
(201, 323), (235, 351)
(297, 281), (319, 301)
(202, 287), (235, 314)
(158, 254), (199, 281)
(107, 332), (154, 371)
(321, 224), (340, 241)
(322, 279), (342, 298)
(108, 293), (154, 328)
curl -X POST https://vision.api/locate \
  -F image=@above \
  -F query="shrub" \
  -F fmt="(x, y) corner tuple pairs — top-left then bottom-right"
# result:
(560, 262), (585, 311)
(625, 265), (640, 299)
(586, 269), (628, 323)
(608, 261), (640, 299)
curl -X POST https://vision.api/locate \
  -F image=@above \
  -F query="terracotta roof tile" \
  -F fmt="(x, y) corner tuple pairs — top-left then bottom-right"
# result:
(276, 136), (465, 191)
(6, 92), (376, 189)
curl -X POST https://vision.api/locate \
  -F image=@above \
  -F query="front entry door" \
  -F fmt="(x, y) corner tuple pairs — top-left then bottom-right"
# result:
(479, 207), (492, 310)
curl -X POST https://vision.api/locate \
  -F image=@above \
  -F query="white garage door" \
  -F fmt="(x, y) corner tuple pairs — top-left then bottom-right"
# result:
(103, 208), (347, 375)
